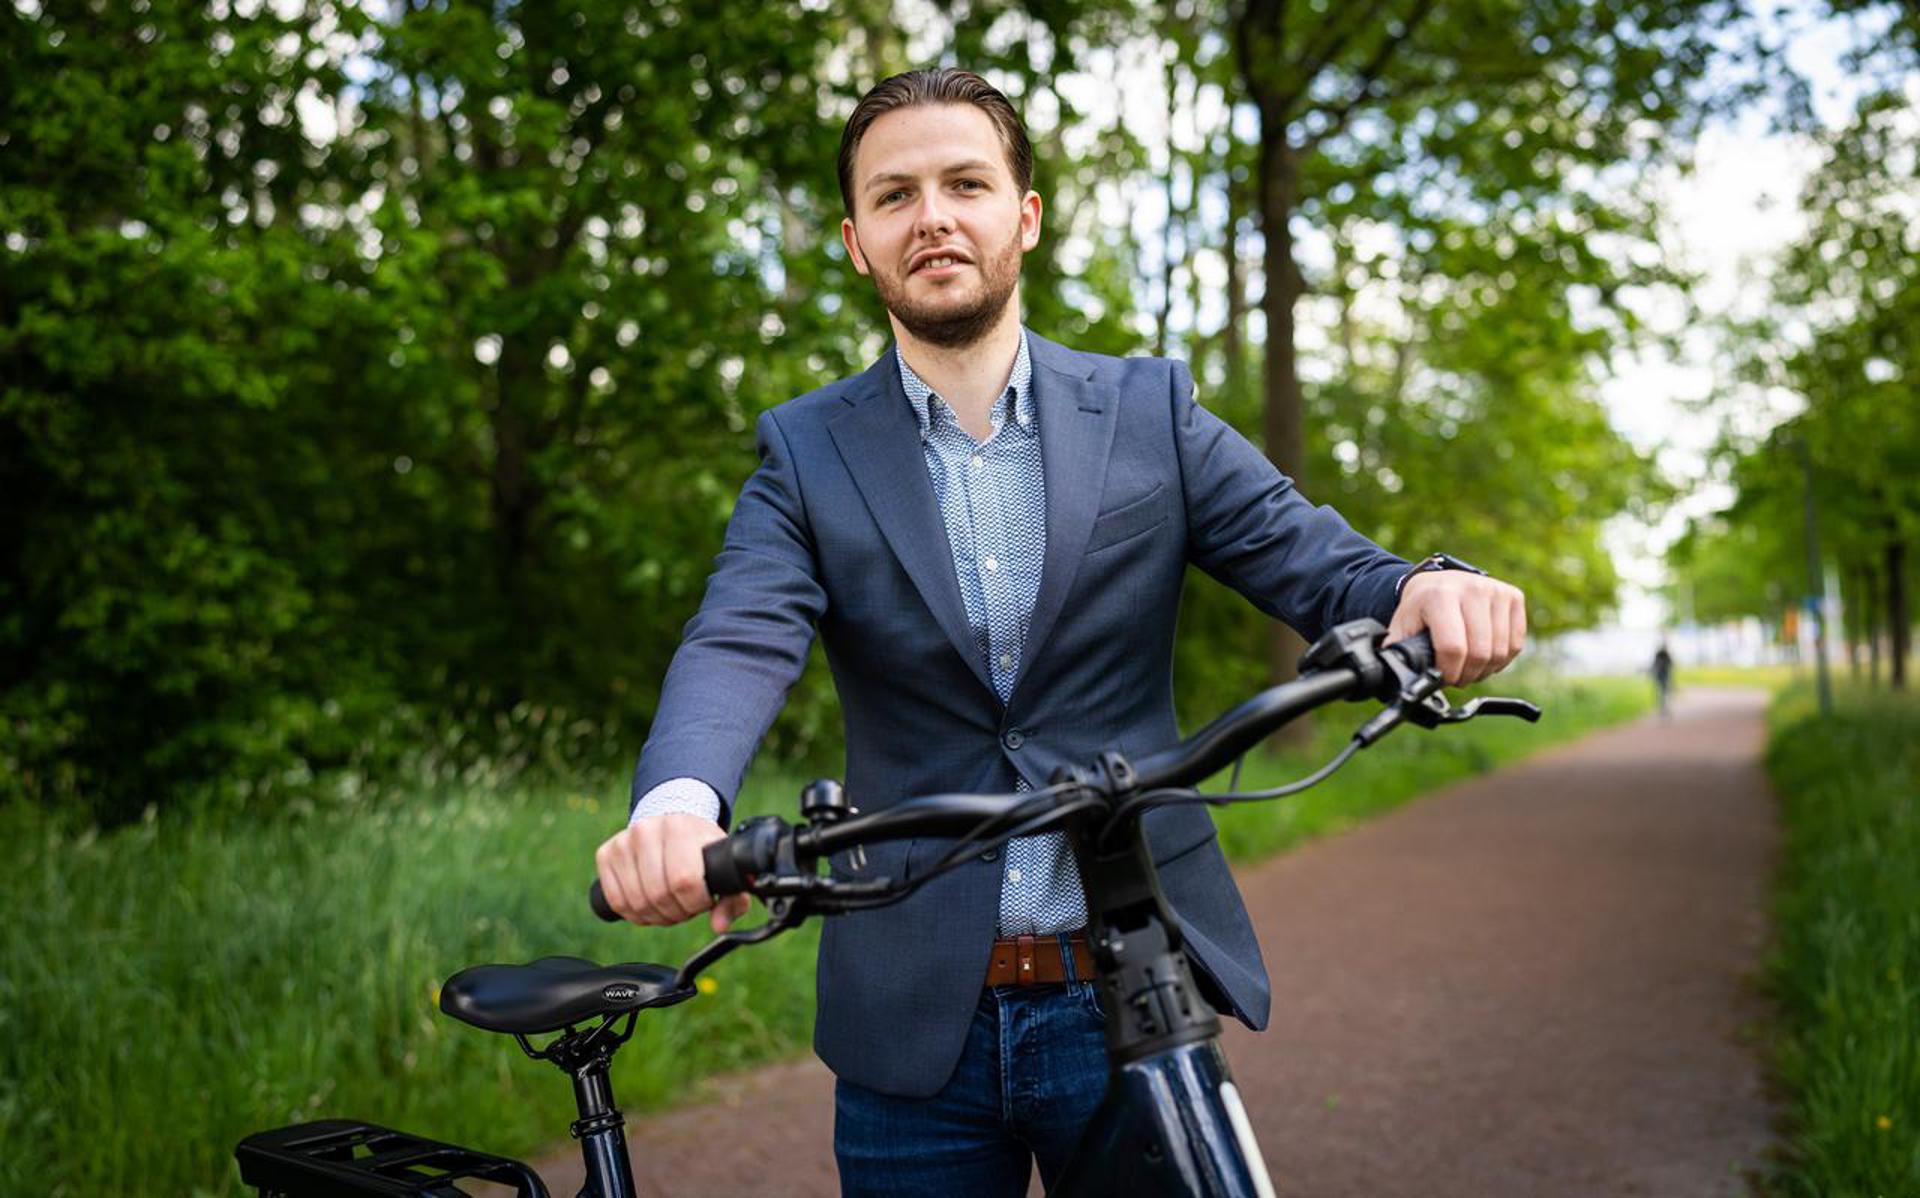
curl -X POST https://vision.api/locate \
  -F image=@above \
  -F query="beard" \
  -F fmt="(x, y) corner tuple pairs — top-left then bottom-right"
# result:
(867, 226), (1023, 349)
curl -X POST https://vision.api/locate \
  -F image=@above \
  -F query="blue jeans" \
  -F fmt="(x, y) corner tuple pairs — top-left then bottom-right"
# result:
(833, 976), (1110, 1196)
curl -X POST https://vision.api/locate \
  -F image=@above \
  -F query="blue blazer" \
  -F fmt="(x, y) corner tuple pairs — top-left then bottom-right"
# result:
(631, 331), (1409, 1097)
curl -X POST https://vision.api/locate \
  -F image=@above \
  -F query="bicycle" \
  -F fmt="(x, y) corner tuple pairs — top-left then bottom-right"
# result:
(234, 617), (1538, 1197)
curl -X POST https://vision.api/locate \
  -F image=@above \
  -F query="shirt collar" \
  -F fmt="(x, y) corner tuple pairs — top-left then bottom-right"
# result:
(896, 328), (1035, 440)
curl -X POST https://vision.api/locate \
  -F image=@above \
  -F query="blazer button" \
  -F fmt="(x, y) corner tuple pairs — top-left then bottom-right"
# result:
(1002, 729), (1025, 750)
(980, 849), (998, 862)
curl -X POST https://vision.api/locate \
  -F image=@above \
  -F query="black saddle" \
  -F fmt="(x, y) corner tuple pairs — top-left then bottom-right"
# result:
(439, 956), (694, 1034)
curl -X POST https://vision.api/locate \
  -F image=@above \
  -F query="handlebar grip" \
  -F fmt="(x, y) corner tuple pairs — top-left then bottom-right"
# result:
(1386, 630), (1436, 675)
(703, 836), (750, 898)
(589, 879), (618, 922)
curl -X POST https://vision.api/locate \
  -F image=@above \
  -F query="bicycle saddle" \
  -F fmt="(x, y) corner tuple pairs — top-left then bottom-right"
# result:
(440, 957), (693, 1034)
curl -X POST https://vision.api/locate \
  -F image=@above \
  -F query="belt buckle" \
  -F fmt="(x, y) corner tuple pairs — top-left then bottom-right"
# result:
(1016, 934), (1037, 984)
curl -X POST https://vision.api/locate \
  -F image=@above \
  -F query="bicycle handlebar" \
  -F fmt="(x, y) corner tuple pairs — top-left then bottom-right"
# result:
(588, 622), (1494, 923)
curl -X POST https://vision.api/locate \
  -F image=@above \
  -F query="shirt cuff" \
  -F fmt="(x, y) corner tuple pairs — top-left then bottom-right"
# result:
(1394, 566), (1421, 602)
(630, 776), (723, 825)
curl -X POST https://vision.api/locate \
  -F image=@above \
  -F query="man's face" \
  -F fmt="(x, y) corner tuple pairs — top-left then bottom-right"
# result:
(840, 103), (1042, 349)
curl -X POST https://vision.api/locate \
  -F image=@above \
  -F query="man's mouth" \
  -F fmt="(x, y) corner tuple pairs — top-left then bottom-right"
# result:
(911, 252), (971, 276)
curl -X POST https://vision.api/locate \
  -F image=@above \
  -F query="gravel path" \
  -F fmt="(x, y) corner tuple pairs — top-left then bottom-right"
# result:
(540, 686), (1778, 1196)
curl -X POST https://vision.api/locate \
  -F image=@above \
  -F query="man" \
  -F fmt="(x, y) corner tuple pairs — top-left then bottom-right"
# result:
(594, 69), (1526, 1195)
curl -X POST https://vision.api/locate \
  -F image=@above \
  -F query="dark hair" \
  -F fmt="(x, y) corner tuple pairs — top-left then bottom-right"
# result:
(836, 68), (1034, 218)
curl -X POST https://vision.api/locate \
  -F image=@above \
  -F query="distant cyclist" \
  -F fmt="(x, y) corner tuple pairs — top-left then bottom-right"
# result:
(1652, 642), (1674, 718)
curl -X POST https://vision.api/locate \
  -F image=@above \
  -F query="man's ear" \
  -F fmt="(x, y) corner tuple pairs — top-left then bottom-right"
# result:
(840, 216), (870, 276)
(1018, 190), (1042, 253)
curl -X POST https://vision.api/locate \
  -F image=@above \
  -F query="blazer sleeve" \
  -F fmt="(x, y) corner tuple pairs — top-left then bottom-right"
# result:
(1170, 359), (1410, 642)
(629, 407), (826, 826)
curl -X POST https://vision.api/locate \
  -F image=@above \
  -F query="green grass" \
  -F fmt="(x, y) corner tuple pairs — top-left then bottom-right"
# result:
(1678, 663), (1802, 691)
(0, 672), (1649, 1196)
(1762, 682), (1920, 1196)
(0, 779), (825, 1197)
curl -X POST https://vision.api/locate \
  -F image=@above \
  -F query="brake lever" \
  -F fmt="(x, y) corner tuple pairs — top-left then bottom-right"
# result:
(1451, 696), (1542, 723)
(1389, 692), (1543, 737)
(1352, 677), (1543, 746)
(672, 895), (805, 991)
(671, 871), (905, 990)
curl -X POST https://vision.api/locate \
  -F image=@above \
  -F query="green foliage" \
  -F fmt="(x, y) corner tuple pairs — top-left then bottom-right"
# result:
(0, 0), (1739, 817)
(1665, 509), (1801, 625)
(1685, 4), (1920, 656)
(0, 767), (822, 1197)
(1763, 681), (1920, 1195)
(1206, 0), (1735, 638)
(1, 1), (397, 816)
(0, 0), (1176, 819)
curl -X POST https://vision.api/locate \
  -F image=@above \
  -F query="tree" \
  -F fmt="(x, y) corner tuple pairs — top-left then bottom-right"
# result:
(1, 1), (391, 815)
(0, 0), (1166, 817)
(1229, 0), (1745, 684)
(1744, 16), (1920, 687)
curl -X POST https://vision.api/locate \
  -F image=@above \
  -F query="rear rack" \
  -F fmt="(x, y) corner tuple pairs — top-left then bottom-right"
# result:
(235, 1119), (550, 1196)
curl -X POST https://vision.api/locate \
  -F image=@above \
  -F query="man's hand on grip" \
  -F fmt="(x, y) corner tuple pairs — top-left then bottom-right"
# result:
(595, 813), (753, 933)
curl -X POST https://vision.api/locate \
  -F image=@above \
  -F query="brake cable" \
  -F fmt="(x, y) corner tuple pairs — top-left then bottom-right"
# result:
(1097, 725), (1370, 852)
(909, 791), (1109, 890)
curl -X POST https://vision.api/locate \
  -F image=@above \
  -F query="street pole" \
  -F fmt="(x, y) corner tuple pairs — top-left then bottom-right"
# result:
(1795, 435), (1833, 716)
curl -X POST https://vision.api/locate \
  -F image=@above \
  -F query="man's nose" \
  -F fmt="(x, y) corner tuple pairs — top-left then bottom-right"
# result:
(912, 191), (953, 238)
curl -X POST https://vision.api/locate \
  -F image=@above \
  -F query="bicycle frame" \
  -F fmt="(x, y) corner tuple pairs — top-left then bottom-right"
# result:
(241, 621), (1534, 1198)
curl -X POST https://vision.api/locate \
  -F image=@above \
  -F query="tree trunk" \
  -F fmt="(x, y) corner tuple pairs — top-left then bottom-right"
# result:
(1157, 54), (1178, 358)
(1333, 236), (1356, 365)
(1255, 133), (1307, 494)
(1223, 159), (1246, 412)
(1865, 561), (1883, 686)
(1257, 124), (1311, 719)
(1888, 537), (1910, 691)
(778, 183), (809, 308)
(1844, 564), (1862, 680)
(491, 335), (543, 699)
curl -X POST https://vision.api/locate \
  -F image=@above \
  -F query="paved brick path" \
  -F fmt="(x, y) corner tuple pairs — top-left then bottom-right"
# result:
(542, 687), (1778, 1196)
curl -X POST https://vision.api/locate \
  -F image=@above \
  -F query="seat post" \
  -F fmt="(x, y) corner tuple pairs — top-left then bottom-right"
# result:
(566, 1049), (636, 1198)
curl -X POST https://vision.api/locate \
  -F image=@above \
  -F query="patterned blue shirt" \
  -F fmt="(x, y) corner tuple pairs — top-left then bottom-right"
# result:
(896, 330), (1087, 937)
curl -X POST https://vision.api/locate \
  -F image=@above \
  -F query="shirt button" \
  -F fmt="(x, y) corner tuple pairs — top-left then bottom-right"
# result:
(998, 653), (1013, 669)
(1002, 729), (1025, 750)
(1008, 868), (1024, 884)
(984, 556), (998, 573)
(969, 454), (982, 470)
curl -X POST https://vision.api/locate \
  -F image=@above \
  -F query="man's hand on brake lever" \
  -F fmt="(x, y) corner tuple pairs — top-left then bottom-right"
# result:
(595, 813), (753, 933)
(1386, 571), (1527, 686)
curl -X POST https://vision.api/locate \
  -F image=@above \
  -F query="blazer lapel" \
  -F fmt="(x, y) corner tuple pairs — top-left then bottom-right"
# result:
(1017, 333), (1120, 680)
(828, 348), (998, 699)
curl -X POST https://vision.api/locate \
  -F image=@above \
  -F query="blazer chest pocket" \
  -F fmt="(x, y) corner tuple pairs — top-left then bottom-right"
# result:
(1085, 482), (1167, 553)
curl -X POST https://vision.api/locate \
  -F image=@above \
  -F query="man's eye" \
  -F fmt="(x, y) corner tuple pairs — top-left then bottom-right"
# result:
(880, 191), (906, 205)
(956, 179), (983, 191)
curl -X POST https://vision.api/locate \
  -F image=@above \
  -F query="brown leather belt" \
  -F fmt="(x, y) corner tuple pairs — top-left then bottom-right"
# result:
(985, 933), (1096, 987)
